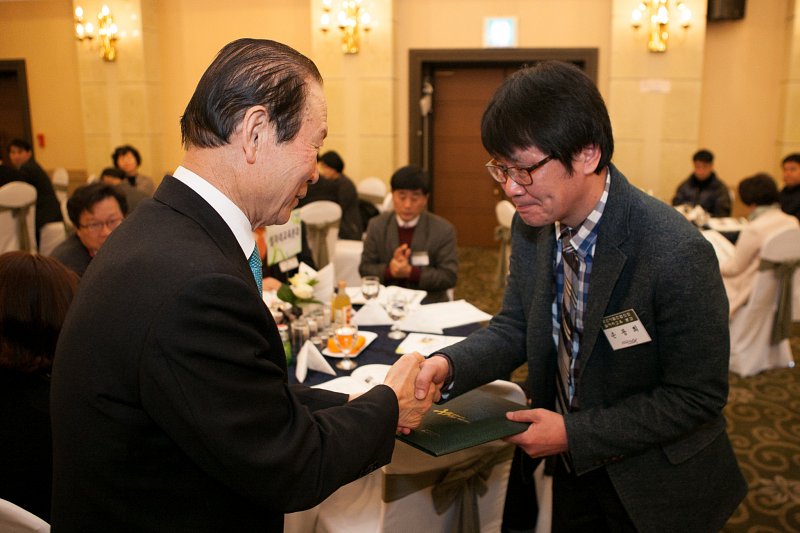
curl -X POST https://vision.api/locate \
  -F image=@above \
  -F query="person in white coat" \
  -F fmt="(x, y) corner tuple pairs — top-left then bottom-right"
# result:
(721, 173), (799, 316)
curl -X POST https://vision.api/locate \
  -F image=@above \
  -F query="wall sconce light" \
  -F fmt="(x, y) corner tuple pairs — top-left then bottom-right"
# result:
(320, 0), (373, 55)
(631, 0), (691, 53)
(74, 4), (120, 62)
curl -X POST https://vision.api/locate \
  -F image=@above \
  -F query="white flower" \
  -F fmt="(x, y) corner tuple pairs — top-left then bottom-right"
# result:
(289, 272), (312, 286)
(291, 283), (314, 300)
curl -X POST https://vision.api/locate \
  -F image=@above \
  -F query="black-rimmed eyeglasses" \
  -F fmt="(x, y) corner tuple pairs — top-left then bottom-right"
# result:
(485, 155), (554, 186)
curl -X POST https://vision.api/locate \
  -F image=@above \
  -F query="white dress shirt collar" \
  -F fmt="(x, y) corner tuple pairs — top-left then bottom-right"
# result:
(173, 166), (255, 259)
(395, 214), (421, 229)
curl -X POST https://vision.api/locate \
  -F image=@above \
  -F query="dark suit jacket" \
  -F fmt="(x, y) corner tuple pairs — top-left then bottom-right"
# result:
(19, 158), (63, 241)
(51, 175), (398, 532)
(671, 172), (732, 217)
(50, 233), (91, 277)
(359, 210), (458, 304)
(442, 166), (746, 533)
(0, 371), (52, 521)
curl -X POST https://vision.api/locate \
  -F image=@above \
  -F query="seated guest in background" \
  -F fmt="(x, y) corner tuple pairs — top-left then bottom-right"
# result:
(50, 183), (127, 276)
(721, 173), (799, 317)
(298, 150), (362, 240)
(99, 166), (147, 212)
(0, 153), (26, 187)
(672, 149), (732, 217)
(7, 138), (64, 245)
(360, 165), (458, 304)
(779, 153), (800, 220)
(0, 251), (78, 521)
(255, 221), (316, 291)
(111, 144), (156, 196)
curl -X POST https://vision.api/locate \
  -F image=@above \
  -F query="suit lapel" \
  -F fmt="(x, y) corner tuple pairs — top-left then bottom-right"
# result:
(579, 166), (631, 366)
(154, 175), (256, 290)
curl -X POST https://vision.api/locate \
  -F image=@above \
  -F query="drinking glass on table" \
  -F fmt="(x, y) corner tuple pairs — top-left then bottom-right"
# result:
(361, 276), (380, 301)
(333, 323), (359, 371)
(385, 294), (408, 340)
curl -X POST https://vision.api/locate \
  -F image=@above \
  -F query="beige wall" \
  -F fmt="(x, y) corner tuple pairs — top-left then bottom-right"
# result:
(154, 0), (312, 178)
(701, 0), (790, 189)
(394, 0), (612, 184)
(0, 0), (795, 200)
(0, 0), (84, 172)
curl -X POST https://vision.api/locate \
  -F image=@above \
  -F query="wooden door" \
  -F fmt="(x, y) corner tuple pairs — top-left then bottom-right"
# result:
(430, 67), (515, 247)
(0, 61), (32, 156)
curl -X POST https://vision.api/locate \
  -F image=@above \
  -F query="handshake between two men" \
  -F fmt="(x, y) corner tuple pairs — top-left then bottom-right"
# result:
(377, 352), (441, 434)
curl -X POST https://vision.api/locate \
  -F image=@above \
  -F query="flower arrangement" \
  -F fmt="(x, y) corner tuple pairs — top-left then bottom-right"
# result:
(277, 271), (320, 306)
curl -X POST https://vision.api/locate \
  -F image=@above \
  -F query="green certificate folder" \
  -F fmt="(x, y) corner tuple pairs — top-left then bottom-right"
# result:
(397, 388), (530, 456)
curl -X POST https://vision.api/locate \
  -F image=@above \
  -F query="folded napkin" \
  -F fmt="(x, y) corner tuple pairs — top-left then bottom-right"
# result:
(297, 262), (335, 304)
(351, 300), (394, 326)
(295, 340), (336, 383)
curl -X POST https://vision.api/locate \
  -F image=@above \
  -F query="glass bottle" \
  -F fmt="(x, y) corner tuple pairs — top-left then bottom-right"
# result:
(331, 280), (352, 326)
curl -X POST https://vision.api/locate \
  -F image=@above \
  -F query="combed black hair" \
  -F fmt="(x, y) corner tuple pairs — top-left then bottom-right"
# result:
(480, 61), (613, 175)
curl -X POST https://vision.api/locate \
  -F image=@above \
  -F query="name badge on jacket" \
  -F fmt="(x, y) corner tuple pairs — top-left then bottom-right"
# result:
(602, 309), (652, 350)
(411, 251), (430, 266)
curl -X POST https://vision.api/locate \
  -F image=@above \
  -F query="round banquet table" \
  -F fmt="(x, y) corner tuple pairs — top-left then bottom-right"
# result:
(287, 323), (482, 387)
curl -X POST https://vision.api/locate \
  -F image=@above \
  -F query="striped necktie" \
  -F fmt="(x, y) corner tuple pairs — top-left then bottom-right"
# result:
(248, 246), (263, 295)
(556, 228), (580, 414)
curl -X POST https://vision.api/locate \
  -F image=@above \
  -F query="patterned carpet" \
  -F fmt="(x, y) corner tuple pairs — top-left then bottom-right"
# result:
(453, 245), (800, 532)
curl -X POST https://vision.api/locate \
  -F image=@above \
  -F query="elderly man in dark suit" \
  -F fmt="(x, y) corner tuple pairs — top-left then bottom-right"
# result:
(415, 61), (746, 532)
(51, 38), (433, 532)
(359, 165), (458, 304)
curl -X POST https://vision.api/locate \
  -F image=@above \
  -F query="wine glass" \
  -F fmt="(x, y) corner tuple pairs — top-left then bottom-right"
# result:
(334, 323), (359, 371)
(361, 276), (380, 301)
(385, 294), (408, 340)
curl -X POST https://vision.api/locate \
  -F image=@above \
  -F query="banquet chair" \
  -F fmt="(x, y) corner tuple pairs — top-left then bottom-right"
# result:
(38, 221), (67, 256)
(300, 200), (342, 268)
(51, 167), (72, 230)
(0, 182), (37, 253)
(380, 193), (393, 213)
(357, 177), (388, 210)
(333, 239), (364, 287)
(495, 200), (515, 287)
(285, 380), (526, 533)
(729, 227), (800, 376)
(0, 498), (50, 533)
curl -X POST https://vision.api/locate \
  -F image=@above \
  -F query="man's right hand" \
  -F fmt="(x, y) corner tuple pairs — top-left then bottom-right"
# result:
(415, 355), (450, 401)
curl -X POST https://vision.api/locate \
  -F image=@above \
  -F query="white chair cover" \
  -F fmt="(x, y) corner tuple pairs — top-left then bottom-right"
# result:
(0, 182), (37, 253)
(51, 168), (72, 230)
(38, 221), (67, 256)
(285, 380), (526, 533)
(0, 498), (50, 533)
(357, 177), (388, 209)
(300, 201), (342, 268)
(495, 200), (515, 287)
(729, 227), (800, 376)
(380, 193), (393, 213)
(333, 239), (364, 287)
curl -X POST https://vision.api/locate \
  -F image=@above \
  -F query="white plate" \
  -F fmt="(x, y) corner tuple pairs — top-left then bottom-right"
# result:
(322, 330), (378, 358)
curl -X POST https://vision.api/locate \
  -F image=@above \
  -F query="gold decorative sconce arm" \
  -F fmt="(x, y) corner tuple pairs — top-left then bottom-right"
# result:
(631, 0), (691, 53)
(74, 4), (120, 62)
(320, 0), (373, 55)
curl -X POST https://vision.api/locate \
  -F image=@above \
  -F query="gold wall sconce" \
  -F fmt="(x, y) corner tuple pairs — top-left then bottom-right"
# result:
(631, 0), (692, 53)
(74, 4), (120, 62)
(320, 0), (373, 55)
